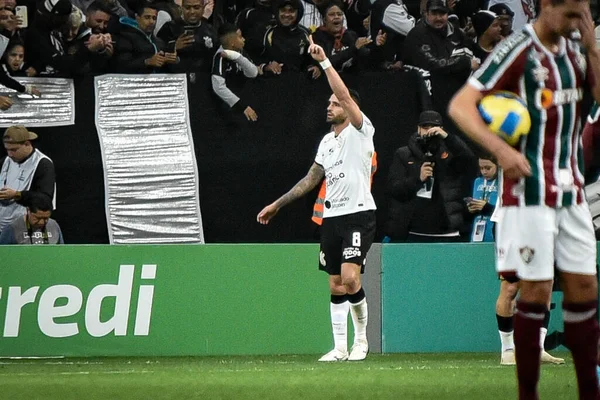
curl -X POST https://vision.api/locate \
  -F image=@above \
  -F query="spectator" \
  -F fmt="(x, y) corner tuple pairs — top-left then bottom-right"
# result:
(0, 193), (64, 244)
(402, 0), (477, 78)
(1, 41), (35, 76)
(64, 2), (115, 75)
(470, 10), (501, 65)
(113, 3), (178, 73)
(488, 0), (533, 33)
(488, 3), (514, 38)
(236, 0), (276, 61)
(0, 126), (56, 235)
(0, 6), (24, 42)
(157, 0), (218, 73)
(370, 0), (415, 68)
(384, 110), (474, 242)
(25, 0), (81, 76)
(261, 0), (320, 79)
(467, 154), (497, 242)
(311, 1), (375, 72)
(212, 23), (260, 122)
(71, 0), (129, 17)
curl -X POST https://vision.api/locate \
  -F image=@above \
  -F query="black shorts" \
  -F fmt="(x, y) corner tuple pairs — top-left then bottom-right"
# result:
(318, 210), (376, 276)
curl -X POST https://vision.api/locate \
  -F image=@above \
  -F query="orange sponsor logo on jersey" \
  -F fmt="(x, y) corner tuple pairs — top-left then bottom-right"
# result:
(539, 88), (583, 109)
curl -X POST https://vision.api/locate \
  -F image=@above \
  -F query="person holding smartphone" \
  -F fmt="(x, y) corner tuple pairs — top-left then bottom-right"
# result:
(467, 154), (498, 242)
(157, 0), (218, 73)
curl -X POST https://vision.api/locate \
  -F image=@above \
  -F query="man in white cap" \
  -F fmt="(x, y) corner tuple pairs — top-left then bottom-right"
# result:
(0, 126), (55, 234)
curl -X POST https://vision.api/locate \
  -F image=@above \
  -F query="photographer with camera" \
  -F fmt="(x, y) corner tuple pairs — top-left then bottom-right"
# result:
(384, 110), (475, 242)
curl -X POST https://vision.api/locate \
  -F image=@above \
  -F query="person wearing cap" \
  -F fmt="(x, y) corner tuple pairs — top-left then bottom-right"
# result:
(260, 0), (321, 78)
(384, 110), (475, 242)
(0, 126), (56, 235)
(402, 0), (478, 79)
(488, 1), (523, 36)
(470, 10), (502, 64)
(0, 193), (63, 244)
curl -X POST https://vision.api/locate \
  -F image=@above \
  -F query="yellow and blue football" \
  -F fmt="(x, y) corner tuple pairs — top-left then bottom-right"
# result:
(478, 91), (531, 147)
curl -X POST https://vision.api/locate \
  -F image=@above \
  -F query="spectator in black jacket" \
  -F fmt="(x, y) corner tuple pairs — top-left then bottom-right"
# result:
(25, 0), (82, 76)
(63, 2), (114, 75)
(261, 0), (320, 78)
(235, 0), (275, 61)
(1, 41), (35, 76)
(211, 23), (259, 121)
(369, 0), (415, 68)
(384, 110), (475, 242)
(402, 0), (477, 78)
(113, 3), (177, 73)
(311, 1), (366, 72)
(470, 10), (501, 65)
(157, 0), (218, 73)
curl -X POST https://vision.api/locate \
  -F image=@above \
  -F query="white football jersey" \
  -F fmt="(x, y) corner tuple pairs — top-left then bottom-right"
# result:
(314, 112), (377, 218)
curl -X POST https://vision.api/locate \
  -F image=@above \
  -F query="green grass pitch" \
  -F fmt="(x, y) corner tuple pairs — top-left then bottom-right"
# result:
(0, 353), (579, 399)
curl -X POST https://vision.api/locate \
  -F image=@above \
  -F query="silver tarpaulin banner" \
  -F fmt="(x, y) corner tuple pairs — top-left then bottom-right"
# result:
(95, 74), (204, 244)
(0, 77), (75, 127)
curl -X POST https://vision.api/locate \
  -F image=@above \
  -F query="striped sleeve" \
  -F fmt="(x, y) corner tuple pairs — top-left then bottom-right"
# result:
(469, 31), (531, 94)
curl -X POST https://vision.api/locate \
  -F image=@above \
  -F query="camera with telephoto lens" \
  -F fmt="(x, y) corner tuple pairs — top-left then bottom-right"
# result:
(416, 133), (442, 154)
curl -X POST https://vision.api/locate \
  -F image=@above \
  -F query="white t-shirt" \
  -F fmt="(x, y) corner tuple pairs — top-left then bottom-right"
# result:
(314, 112), (377, 218)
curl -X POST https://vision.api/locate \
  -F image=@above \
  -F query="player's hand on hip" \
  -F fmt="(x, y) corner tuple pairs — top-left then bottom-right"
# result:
(308, 35), (326, 62)
(244, 106), (258, 121)
(257, 204), (279, 224)
(497, 147), (531, 179)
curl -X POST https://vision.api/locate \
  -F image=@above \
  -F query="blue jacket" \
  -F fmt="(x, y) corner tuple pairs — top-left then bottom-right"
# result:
(470, 176), (497, 242)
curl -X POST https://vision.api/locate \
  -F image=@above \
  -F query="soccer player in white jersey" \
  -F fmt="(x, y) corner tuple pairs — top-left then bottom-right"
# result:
(257, 36), (377, 362)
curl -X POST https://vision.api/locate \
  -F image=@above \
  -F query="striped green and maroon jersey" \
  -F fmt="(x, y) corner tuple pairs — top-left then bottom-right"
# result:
(588, 102), (600, 124)
(470, 24), (590, 208)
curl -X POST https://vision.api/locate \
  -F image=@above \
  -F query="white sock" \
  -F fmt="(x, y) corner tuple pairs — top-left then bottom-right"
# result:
(499, 330), (514, 352)
(539, 327), (547, 351)
(350, 298), (368, 343)
(330, 301), (349, 352)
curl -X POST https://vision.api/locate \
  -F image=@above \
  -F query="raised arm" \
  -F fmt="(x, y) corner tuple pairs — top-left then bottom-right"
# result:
(307, 36), (363, 129)
(257, 162), (325, 224)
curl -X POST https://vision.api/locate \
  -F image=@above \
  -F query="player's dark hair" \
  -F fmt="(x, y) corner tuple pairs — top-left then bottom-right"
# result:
(27, 194), (53, 213)
(349, 88), (361, 107)
(86, 0), (112, 15)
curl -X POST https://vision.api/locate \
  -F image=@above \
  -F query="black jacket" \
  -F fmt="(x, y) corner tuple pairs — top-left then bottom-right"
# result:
(260, 0), (313, 71)
(113, 17), (168, 74)
(402, 19), (471, 77)
(236, 3), (276, 61)
(157, 19), (218, 73)
(25, 21), (81, 77)
(311, 28), (360, 71)
(385, 132), (475, 240)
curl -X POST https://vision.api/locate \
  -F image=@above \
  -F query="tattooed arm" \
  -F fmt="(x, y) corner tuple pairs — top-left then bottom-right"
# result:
(257, 163), (325, 224)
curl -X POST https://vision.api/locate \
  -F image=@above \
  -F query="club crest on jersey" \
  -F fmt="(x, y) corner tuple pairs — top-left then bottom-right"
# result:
(519, 246), (535, 264)
(575, 52), (587, 74)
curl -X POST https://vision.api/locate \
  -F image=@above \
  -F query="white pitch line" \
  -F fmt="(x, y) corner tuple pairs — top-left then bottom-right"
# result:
(1, 370), (154, 377)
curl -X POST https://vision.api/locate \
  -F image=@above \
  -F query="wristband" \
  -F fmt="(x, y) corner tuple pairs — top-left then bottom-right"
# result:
(319, 58), (332, 70)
